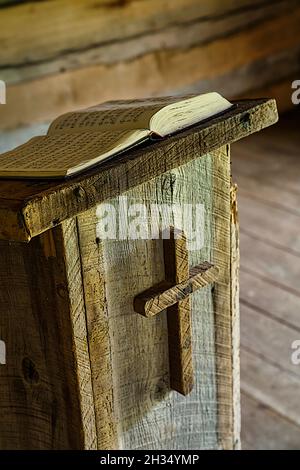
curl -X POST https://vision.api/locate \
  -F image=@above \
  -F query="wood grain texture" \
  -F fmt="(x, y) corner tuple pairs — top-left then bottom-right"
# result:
(0, 223), (97, 449)
(240, 231), (300, 293)
(134, 261), (219, 317)
(58, 220), (97, 449)
(230, 183), (241, 449)
(178, 46), (300, 99)
(241, 303), (300, 379)
(1, 0), (260, 68)
(0, 143), (239, 449)
(0, 4), (294, 129)
(231, 110), (300, 449)
(241, 393), (300, 450)
(239, 195), (300, 255)
(241, 348), (300, 429)
(0, 99), (278, 243)
(76, 210), (118, 449)
(211, 145), (234, 449)
(164, 228), (194, 396)
(76, 145), (235, 449)
(1, 0), (295, 85)
(232, 174), (300, 217)
(240, 269), (300, 330)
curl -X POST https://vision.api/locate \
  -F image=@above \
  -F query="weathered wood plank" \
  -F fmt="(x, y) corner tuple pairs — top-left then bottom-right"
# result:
(163, 228), (194, 396)
(134, 261), (219, 317)
(233, 135), (300, 195)
(0, 223), (97, 449)
(241, 303), (300, 378)
(239, 195), (300, 255)
(231, 110), (300, 449)
(2, 0), (296, 85)
(0, 6), (294, 129)
(240, 231), (300, 294)
(241, 348), (300, 427)
(180, 46), (300, 105)
(58, 220), (97, 449)
(80, 146), (234, 449)
(241, 393), (300, 450)
(240, 269), (300, 330)
(233, 134), (300, 179)
(230, 183), (241, 449)
(0, 99), (278, 242)
(212, 145), (233, 449)
(231, 110), (300, 448)
(0, 0), (283, 70)
(76, 211), (118, 449)
(232, 174), (300, 217)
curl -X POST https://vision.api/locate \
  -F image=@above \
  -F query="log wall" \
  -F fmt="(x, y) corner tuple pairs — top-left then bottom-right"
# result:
(0, 0), (299, 135)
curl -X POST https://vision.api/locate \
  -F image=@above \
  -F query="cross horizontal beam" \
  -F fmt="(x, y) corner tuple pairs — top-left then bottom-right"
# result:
(134, 261), (219, 318)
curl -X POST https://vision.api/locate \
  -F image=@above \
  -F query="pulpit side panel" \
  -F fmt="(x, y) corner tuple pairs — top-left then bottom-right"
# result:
(76, 145), (239, 449)
(0, 221), (97, 449)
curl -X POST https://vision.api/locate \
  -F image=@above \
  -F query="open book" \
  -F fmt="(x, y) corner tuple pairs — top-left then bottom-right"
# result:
(0, 93), (232, 178)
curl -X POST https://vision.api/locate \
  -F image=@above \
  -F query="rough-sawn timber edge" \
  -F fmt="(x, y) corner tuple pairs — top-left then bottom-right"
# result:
(0, 99), (278, 242)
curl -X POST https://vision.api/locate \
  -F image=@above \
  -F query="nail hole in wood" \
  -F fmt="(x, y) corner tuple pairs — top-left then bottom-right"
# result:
(240, 112), (250, 127)
(56, 283), (67, 299)
(22, 357), (39, 385)
(73, 186), (85, 199)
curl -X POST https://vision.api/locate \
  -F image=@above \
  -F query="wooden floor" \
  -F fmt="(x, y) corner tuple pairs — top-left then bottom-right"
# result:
(232, 108), (300, 450)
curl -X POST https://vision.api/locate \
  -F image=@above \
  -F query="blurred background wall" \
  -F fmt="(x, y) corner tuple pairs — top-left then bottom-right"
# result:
(0, 0), (299, 150)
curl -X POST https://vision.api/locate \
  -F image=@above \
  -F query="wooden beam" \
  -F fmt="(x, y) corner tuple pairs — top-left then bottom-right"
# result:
(0, 100), (278, 241)
(241, 393), (300, 450)
(1, 0), (296, 85)
(164, 228), (194, 396)
(134, 261), (219, 317)
(179, 47), (300, 104)
(0, 222), (97, 449)
(0, 9), (296, 130)
(230, 183), (241, 449)
(0, 0), (279, 69)
(0, 99), (278, 242)
(76, 211), (118, 449)
(84, 144), (235, 448)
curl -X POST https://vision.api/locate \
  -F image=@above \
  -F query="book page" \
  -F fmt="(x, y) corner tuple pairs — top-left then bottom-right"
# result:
(0, 129), (150, 177)
(47, 96), (189, 135)
(150, 93), (233, 137)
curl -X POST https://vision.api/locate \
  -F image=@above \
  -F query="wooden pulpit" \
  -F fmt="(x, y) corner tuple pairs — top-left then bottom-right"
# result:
(0, 99), (278, 450)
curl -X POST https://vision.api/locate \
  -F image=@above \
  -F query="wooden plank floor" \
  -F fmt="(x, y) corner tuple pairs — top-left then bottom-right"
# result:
(232, 108), (300, 450)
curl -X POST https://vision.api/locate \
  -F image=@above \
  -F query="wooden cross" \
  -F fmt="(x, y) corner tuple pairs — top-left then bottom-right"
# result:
(134, 227), (219, 396)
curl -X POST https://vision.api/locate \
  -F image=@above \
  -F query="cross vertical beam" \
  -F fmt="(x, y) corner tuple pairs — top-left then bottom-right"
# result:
(163, 228), (193, 395)
(134, 228), (219, 396)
